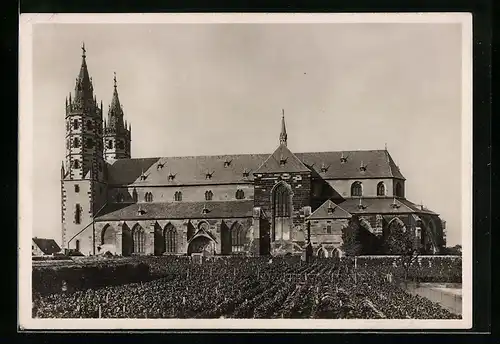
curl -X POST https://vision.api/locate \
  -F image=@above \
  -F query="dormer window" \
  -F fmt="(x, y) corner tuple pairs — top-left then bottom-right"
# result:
(359, 161), (367, 172)
(205, 171), (214, 180)
(357, 199), (367, 210)
(137, 207), (146, 215)
(279, 155), (287, 166)
(168, 173), (176, 181)
(320, 162), (329, 173)
(223, 159), (232, 168)
(202, 206), (210, 215)
(157, 162), (165, 170)
(327, 206), (335, 215)
(242, 169), (250, 178)
(390, 198), (400, 209)
(340, 152), (348, 164)
(140, 174), (147, 181)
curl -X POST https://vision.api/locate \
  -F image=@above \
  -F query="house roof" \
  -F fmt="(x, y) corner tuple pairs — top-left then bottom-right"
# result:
(337, 197), (438, 215)
(96, 200), (254, 221)
(32, 238), (61, 255)
(106, 149), (404, 186)
(308, 199), (352, 220)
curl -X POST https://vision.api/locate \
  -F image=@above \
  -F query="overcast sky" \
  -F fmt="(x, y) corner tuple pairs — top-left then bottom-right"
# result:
(31, 22), (464, 246)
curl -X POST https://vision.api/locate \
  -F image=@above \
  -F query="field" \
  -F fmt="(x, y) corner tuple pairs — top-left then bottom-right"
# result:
(32, 256), (461, 319)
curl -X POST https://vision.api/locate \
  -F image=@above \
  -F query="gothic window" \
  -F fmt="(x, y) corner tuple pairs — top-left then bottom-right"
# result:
(107, 140), (113, 149)
(66, 121), (70, 131)
(205, 190), (213, 201)
(174, 191), (182, 201)
(144, 192), (153, 202)
(235, 189), (245, 199)
(165, 224), (177, 253)
(273, 183), (291, 217)
(377, 182), (386, 196)
(73, 137), (80, 148)
(118, 140), (125, 149)
(87, 120), (93, 130)
(132, 225), (145, 254)
(75, 239), (80, 252)
(326, 225), (332, 234)
(86, 138), (93, 148)
(66, 140), (69, 149)
(74, 184), (80, 193)
(74, 204), (81, 224)
(351, 181), (362, 197)
(132, 188), (138, 202)
(73, 119), (79, 130)
(395, 182), (403, 197)
(231, 222), (245, 252)
(73, 160), (80, 169)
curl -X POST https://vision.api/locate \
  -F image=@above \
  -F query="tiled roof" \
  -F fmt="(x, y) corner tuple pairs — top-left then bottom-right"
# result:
(106, 149), (404, 186)
(337, 197), (437, 215)
(308, 200), (352, 220)
(32, 238), (61, 255)
(96, 200), (254, 221)
(254, 144), (310, 174)
(296, 150), (405, 180)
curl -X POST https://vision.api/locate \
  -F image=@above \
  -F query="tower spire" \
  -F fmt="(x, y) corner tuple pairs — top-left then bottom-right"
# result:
(107, 72), (124, 131)
(279, 109), (287, 146)
(74, 42), (92, 105)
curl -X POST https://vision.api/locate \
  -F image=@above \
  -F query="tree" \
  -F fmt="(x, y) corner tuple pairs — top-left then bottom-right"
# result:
(341, 217), (363, 256)
(383, 219), (422, 281)
(443, 244), (462, 256)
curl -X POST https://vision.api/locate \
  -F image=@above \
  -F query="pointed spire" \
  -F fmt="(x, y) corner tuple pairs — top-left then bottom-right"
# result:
(279, 109), (287, 146)
(384, 142), (388, 151)
(74, 42), (93, 105)
(107, 72), (125, 131)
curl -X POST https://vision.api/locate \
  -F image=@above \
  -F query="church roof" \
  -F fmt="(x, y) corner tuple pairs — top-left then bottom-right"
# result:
(106, 149), (404, 186)
(254, 144), (310, 174)
(32, 238), (61, 255)
(337, 197), (437, 215)
(308, 199), (352, 220)
(96, 200), (254, 221)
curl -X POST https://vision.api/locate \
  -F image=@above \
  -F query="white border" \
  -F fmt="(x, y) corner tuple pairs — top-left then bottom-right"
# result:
(18, 12), (473, 330)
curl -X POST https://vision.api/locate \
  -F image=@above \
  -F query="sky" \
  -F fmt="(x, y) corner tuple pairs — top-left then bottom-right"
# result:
(30, 21), (465, 246)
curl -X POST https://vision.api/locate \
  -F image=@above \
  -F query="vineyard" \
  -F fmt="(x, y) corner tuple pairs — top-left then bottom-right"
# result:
(32, 256), (461, 319)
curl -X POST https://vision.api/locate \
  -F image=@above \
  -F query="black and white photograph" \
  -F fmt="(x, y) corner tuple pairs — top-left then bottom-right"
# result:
(18, 13), (472, 330)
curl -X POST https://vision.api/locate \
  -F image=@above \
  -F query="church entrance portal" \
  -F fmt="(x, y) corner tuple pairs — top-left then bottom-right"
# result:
(187, 235), (216, 256)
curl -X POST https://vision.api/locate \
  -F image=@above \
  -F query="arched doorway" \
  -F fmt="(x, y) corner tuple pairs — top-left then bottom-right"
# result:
(187, 235), (216, 256)
(272, 182), (292, 242)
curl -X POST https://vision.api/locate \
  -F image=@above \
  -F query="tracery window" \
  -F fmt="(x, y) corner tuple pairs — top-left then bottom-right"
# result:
(144, 192), (153, 202)
(377, 182), (386, 196)
(205, 190), (213, 201)
(174, 191), (182, 202)
(165, 224), (177, 253)
(235, 189), (245, 199)
(231, 222), (245, 252)
(351, 181), (362, 197)
(273, 183), (291, 217)
(132, 225), (145, 254)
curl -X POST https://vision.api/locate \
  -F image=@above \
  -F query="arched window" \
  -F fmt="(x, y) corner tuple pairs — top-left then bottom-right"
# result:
(174, 191), (182, 201)
(395, 182), (403, 197)
(144, 192), (153, 202)
(351, 181), (362, 197)
(74, 184), (80, 193)
(73, 137), (80, 148)
(132, 188), (138, 202)
(235, 189), (245, 199)
(73, 159), (80, 169)
(164, 224), (177, 253)
(66, 140), (69, 149)
(75, 239), (80, 252)
(73, 119), (79, 130)
(132, 225), (145, 254)
(118, 140), (125, 150)
(74, 204), (81, 224)
(273, 183), (291, 217)
(107, 140), (113, 149)
(101, 225), (116, 245)
(205, 190), (213, 201)
(86, 138), (93, 148)
(377, 182), (386, 196)
(87, 120), (93, 130)
(231, 222), (245, 252)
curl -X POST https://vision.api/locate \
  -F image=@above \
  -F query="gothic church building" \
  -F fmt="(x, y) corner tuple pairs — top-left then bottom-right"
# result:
(61, 46), (446, 257)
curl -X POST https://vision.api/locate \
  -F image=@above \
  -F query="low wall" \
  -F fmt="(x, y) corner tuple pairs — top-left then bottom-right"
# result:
(404, 283), (462, 315)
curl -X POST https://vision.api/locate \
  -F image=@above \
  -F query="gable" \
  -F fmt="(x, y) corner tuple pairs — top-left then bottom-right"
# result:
(308, 199), (352, 220)
(254, 144), (310, 174)
(32, 238), (61, 255)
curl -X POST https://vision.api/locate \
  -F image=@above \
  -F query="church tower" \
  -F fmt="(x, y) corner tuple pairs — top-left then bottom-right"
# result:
(61, 44), (106, 254)
(103, 73), (131, 161)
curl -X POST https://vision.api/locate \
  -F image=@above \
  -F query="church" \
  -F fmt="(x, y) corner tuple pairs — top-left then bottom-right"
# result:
(61, 45), (446, 257)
